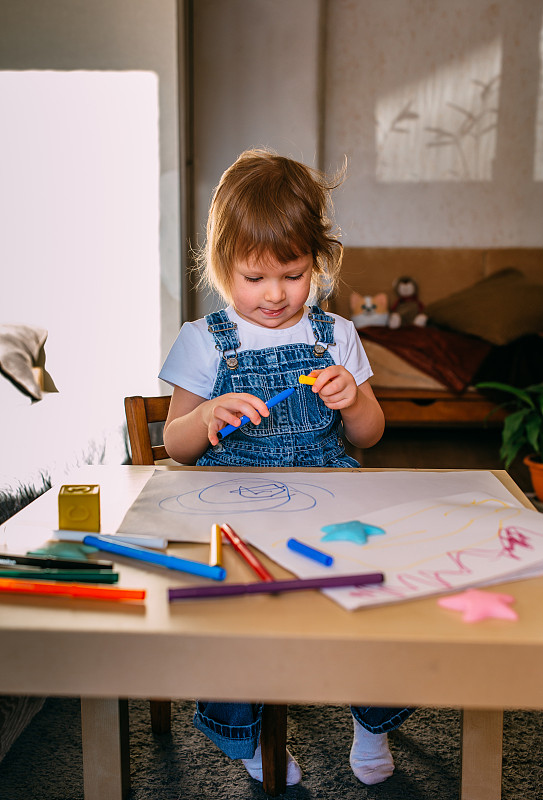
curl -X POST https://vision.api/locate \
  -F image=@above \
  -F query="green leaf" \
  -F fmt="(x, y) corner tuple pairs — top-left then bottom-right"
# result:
(476, 382), (535, 408)
(500, 411), (529, 467)
(526, 416), (541, 452)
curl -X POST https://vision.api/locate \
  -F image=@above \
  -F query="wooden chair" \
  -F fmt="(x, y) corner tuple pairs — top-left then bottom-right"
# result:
(124, 395), (289, 796)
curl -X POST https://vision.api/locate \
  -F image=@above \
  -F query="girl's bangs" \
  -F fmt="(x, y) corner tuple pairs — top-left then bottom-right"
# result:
(233, 206), (312, 266)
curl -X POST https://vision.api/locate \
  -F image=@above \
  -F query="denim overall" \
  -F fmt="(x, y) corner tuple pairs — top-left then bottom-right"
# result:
(196, 306), (359, 469)
(193, 307), (413, 757)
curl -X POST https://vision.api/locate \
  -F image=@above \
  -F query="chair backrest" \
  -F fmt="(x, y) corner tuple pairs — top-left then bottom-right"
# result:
(124, 395), (171, 465)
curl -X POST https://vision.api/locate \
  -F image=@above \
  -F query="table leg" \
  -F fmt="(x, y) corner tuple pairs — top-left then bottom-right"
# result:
(80, 698), (130, 800)
(461, 709), (503, 800)
(261, 703), (287, 796)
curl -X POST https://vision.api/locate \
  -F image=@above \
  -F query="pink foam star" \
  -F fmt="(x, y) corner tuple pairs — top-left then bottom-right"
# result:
(437, 589), (518, 623)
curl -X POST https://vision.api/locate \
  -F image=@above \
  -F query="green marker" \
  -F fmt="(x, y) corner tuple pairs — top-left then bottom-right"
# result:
(0, 569), (119, 584)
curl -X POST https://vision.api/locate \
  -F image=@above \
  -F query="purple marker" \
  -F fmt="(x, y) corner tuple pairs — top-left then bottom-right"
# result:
(287, 538), (334, 567)
(168, 572), (384, 601)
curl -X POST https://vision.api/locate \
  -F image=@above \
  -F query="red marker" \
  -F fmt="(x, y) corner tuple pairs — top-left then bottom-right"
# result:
(0, 577), (145, 602)
(220, 523), (274, 582)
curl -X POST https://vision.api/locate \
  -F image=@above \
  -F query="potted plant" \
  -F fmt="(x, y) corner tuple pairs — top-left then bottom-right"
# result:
(476, 381), (543, 501)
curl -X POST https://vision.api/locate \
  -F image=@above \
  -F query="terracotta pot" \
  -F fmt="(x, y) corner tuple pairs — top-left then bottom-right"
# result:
(524, 454), (543, 502)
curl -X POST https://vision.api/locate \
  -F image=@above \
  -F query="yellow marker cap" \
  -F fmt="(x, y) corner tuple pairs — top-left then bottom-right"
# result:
(298, 375), (316, 385)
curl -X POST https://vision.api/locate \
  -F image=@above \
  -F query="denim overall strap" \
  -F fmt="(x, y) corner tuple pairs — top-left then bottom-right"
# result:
(206, 310), (240, 368)
(308, 305), (335, 349)
(205, 310), (241, 351)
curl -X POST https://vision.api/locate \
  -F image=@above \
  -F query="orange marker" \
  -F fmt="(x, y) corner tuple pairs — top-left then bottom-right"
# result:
(0, 577), (145, 602)
(209, 523), (223, 567)
(298, 375), (317, 385)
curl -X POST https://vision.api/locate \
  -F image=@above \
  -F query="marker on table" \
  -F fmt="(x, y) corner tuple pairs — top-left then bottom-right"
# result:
(0, 568), (119, 584)
(209, 524), (223, 567)
(0, 577), (145, 602)
(0, 553), (114, 570)
(57, 535), (226, 582)
(298, 374), (317, 385)
(53, 530), (168, 550)
(169, 572), (385, 601)
(217, 387), (296, 440)
(287, 538), (334, 567)
(220, 523), (274, 582)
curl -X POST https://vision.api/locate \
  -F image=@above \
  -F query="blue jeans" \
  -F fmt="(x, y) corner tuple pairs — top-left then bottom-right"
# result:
(194, 701), (414, 759)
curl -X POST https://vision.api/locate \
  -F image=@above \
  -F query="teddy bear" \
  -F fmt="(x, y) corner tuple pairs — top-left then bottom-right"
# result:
(388, 277), (427, 329)
(350, 291), (390, 328)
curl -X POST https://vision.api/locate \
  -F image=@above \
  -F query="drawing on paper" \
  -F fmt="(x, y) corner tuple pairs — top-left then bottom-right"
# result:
(159, 477), (334, 515)
(116, 469), (543, 611)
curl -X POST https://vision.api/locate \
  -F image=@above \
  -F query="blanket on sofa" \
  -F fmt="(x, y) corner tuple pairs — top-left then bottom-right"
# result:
(358, 325), (492, 393)
(358, 326), (543, 396)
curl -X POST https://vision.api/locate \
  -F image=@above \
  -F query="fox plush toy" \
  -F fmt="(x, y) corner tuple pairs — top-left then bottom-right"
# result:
(350, 291), (390, 328)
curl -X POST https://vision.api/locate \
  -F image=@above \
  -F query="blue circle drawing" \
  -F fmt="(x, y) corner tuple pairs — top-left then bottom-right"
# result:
(159, 478), (334, 515)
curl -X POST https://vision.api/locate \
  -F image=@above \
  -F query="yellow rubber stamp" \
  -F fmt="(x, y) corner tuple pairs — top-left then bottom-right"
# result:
(298, 374), (316, 385)
(58, 485), (101, 532)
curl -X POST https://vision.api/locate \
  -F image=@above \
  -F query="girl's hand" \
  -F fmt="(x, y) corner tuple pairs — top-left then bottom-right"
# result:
(203, 392), (270, 446)
(307, 366), (358, 410)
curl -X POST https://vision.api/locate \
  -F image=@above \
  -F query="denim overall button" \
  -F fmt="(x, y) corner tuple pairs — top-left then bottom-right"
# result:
(213, 442), (224, 453)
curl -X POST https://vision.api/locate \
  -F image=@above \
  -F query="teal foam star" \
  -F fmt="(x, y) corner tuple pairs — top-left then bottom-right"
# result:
(28, 542), (99, 558)
(321, 521), (386, 545)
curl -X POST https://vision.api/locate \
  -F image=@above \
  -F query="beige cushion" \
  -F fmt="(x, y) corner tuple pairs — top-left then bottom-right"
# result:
(426, 269), (543, 346)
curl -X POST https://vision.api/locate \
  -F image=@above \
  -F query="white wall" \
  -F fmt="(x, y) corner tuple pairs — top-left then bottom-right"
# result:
(0, 0), (180, 402)
(192, 0), (322, 317)
(191, 0), (543, 294)
(325, 0), (543, 246)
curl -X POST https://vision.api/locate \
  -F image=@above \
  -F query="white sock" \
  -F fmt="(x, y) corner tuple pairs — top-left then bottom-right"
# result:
(350, 717), (394, 785)
(242, 743), (302, 785)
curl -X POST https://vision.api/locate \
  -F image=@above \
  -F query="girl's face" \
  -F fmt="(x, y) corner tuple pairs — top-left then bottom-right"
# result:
(230, 251), (313, 329)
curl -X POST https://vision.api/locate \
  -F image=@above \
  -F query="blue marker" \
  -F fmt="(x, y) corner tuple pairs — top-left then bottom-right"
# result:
(81, 536), (226, 581)
(217, 387), (296, 440)
(287, 538), (334, 567)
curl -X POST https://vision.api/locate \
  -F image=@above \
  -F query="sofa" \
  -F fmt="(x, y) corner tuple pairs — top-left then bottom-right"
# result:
(327, 248), (543, 425)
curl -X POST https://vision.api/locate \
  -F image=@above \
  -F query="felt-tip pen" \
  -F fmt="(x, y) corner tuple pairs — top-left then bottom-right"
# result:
(79, 535), (226, 581)
(0, 568), (119, 583)
(287, 538), (334, 566)
(0, 553), (114, 570)
(217, 387), (296, 440)
(0, 577), (145, 602)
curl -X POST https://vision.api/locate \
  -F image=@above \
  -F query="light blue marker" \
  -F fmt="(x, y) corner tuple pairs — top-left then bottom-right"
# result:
(217, 387), (296, 440)
(287, 538), (334, 567)
(81, 536), (226, 581)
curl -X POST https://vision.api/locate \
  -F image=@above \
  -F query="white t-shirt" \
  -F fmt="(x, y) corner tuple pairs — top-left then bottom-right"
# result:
(159, 305), (373, 399)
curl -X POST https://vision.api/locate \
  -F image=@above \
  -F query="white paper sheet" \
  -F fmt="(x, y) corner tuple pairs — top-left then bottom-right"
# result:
(117, 469), (522, 543)
(273, 491), (543, 610)
(114, 469), (543, 609)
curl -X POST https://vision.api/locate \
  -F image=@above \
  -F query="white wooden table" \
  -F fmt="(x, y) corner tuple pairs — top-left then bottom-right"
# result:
(1, 465), (542, 800)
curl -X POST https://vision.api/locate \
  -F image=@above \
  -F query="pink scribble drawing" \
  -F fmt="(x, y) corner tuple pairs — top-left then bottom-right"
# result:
(498, 526), (540, 559)
(395, 547), (494, 592)
(350, 526), (543, 600)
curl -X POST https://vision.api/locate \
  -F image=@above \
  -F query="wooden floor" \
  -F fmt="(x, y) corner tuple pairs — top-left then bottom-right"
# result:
(346, 427), (532, 495)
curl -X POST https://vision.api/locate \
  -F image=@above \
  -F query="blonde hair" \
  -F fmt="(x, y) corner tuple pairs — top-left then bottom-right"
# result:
(199, 148), (344, 304)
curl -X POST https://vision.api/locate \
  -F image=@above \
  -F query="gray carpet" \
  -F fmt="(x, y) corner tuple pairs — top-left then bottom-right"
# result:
(1, 699), (542, 799)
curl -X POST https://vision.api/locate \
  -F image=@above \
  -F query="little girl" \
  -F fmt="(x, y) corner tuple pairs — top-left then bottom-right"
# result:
(160, 148), (412, 786)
